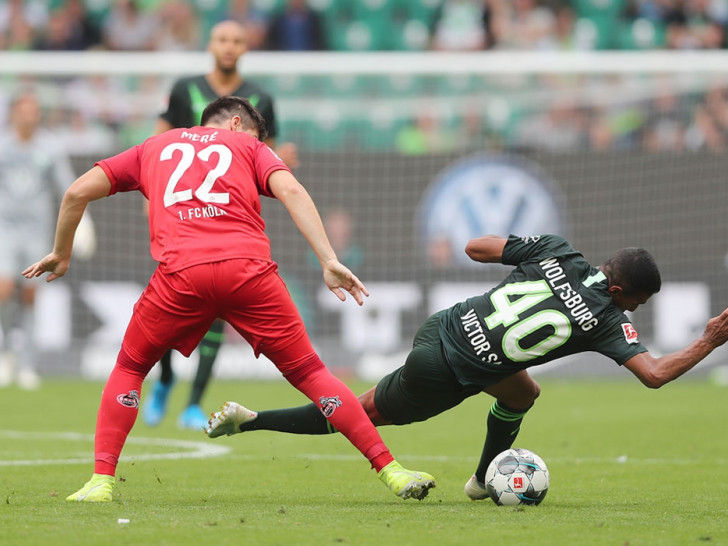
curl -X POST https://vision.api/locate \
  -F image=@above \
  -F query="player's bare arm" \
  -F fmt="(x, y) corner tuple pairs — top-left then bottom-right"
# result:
(465, 235), (508, 263)
(22, 166), (111, 282)
(268, 169), (368, 305)
(623, 307), (728, 388)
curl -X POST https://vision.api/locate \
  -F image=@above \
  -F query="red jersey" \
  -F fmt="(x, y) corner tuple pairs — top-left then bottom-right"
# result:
(97, 127), (290, 272)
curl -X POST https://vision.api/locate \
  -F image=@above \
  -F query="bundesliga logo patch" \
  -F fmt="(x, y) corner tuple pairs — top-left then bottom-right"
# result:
(622, 323), (639, 344)
(116, 390), (140, 409)
(319, 396), (342, 418)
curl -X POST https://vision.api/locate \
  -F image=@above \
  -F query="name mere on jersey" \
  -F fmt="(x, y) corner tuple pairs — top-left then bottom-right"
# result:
(181, 130), (218, 143)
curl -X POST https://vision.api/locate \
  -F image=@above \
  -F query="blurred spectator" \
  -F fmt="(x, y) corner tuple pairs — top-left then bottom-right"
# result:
(102, 0), (157, 51)
(623, 0), (675, 22)
(515, 99), (591, 151)
(430, 0), (493, 51)
(685, 85), (728, 150)
(0, 0), (48, 35)
(63, 75), (131, 131)
(264, 0), (326, 51)
(641, 85), (688, 150)
(308, 208), (364, 270)
(33, 8), (86, 50)
(1, 11), (35, 50)
(55, 109), (118, 155)
(224, 0), (269, 50)
(65, 0), (102, 49)
(395, 110), (458, 154)
(665, 0), (726, 49)
(155, 0), (202, 50)
(491, 0), (558, 50)
(588, 106), (617, 150)
(553, 4), (581, 50)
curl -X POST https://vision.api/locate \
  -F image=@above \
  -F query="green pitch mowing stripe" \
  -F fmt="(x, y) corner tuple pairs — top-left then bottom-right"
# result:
(0, 378), (726, 546)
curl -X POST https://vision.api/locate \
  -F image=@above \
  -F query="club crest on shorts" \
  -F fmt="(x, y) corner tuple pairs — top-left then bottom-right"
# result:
(319, 395), (342, 418)
(116, 390), (140, 409)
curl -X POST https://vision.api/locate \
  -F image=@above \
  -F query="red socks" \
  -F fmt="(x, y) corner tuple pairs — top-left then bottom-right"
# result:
(282, 354), (393, 472)
(93, 344), (395, 476)
(93, 348), (152, 476)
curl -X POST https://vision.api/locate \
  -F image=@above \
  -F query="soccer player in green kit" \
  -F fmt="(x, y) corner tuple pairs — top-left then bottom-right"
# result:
(206, 234), (728, 500)
(146, 19), (299, 429)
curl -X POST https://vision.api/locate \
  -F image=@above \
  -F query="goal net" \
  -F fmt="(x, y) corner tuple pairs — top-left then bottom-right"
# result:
(2, 50), (726, 379)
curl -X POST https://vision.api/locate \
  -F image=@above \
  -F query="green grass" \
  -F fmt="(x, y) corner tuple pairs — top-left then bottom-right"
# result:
(1, 378), (727, 545)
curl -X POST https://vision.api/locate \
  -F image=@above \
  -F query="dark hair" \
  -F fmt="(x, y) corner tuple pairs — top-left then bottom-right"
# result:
(603, 247), (661, 296)
(200, 96), (268, 141)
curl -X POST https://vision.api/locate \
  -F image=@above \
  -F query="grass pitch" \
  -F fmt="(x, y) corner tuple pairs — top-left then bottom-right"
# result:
(1, 377), (726, 545)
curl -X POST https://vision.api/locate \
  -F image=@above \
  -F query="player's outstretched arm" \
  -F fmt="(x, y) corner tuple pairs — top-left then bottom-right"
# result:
(624, 307), (728, 388)
(268, 169), (368, 305)
(22, 166), (111, 282)
(465, 235), (508, 263)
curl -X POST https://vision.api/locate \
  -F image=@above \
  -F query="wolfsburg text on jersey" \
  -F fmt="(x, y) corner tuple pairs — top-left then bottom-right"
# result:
(539, 257), (598, 331)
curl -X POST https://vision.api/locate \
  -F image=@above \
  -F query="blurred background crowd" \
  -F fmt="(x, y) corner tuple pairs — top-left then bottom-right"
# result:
(2, 0), (728, 156)
(3, 0), (728, 53)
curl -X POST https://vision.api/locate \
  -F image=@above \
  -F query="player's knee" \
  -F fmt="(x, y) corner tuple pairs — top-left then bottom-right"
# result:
(359, 387), (390, 426)
(509, 379), (540, 411)
(20, 285), (36, 305)
(0, 279), (15, 302)
(530, 380), (541, 403)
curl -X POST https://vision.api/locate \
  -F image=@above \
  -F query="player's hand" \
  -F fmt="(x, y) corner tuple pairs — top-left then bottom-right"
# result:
(704, 307), (728, 348)
(274, 142), (300, 169)
(22, 252), (70, 283)
(322, 259), (369, 306)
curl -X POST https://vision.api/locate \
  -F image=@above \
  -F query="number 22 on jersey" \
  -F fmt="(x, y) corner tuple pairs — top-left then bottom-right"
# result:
(161, 143), (232, 207)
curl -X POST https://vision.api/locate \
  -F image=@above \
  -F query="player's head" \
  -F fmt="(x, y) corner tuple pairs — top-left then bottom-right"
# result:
(208, 20), (247, 74)
(9, 90), (41, 139)
(601, 247), (661, 311)
(201, 96), (267, 141)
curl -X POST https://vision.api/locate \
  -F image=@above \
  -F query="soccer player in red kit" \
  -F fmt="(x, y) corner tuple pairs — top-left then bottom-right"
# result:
(23, 96), (435, 502)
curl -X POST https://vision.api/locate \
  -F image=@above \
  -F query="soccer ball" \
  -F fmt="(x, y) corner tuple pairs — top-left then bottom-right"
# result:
(485, 448), (549, 506)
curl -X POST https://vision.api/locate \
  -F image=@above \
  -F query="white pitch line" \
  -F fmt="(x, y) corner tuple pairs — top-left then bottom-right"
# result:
(3, 431), (725, 467)
(0, 430), (231, 466)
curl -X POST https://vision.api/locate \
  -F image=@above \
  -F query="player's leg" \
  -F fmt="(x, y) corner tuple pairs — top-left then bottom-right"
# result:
(220, 261), (434, 499)
(15, 284), (40, 389)
(208, 312), (463, 437)
(271, 345), (435, 500)
(0, 277), (17, 387)
(178, 319), (225, 429)
(464, 370), (540, 500)
(67, 343), (157, 502)
(206, 382), (390, 437)
(69, 266), (216, 502)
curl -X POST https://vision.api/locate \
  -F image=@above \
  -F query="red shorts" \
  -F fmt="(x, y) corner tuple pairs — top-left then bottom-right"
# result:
(121, 259), (312, 368)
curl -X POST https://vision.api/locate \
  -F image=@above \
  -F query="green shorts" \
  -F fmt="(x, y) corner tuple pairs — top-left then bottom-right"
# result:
(373, 313), (482, 425)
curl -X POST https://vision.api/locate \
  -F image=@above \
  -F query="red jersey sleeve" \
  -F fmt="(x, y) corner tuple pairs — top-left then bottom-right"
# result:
(96, 145), (144, 196)
(253, 141), (291, 197)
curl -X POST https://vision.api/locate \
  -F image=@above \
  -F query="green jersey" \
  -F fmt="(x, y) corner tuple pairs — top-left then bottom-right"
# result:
(440, 235), (648, 387)
(159, 75), (277, 138)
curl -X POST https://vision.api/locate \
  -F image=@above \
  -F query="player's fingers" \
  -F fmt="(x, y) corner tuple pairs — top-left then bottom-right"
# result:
(330, 287), (346, 302)
(348, 273), (369, 298)
(347, 286), (364, 306)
